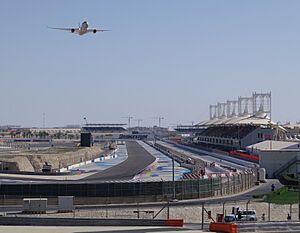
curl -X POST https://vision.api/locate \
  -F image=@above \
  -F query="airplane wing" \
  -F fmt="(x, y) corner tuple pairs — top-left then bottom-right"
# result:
(48, 27), (79, 33)
(87, 28), (111, 33)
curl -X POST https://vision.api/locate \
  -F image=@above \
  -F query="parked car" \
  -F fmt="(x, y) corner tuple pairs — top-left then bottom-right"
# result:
(236, 210), (257, 221)
(224, 214), (236, 223)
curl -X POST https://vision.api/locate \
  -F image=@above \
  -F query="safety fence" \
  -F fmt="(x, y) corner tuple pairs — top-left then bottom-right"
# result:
(0, 171), (255, 205)
(0, 199), (297, 226)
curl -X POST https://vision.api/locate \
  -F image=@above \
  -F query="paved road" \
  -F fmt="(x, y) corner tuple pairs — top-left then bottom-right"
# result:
(0, 225), (207, 233)
(0, 141), (156, 183)
(83, 141), (156, 181)
(176, 143), (257, 169)
(156, 141), (255, 173)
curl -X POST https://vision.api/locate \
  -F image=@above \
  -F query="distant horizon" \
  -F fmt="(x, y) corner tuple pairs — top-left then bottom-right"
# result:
(0, 89), (297, 128)
(1, 1), (300, 127)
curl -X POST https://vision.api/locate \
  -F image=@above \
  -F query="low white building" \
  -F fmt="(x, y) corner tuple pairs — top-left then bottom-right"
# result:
(247, 140), (300, 178)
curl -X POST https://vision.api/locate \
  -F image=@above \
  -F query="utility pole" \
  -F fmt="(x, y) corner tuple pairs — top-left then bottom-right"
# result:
(83, 117), (88, 125)
(158, 117), (164, 128)
(123, 116), (133, 129)
(172, 154), (175, 200)
(298, 176), (300, 220)
(136, 119), (143, 127)
(153, 116), (164, 128)
(43, 112), (45, 128)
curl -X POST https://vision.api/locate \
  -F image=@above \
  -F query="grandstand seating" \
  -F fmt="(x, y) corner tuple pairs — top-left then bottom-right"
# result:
(193, 124), (262, 151)
(198, 125), (257, 139)
(81, 126), (126, 133)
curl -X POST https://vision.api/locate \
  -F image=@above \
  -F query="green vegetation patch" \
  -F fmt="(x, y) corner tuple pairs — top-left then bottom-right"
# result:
(267, 186), (299, 204)
(252, 186), (299, 204)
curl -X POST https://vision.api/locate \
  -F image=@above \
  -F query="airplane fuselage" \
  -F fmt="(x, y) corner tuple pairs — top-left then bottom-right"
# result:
(78, 21), (89, 35)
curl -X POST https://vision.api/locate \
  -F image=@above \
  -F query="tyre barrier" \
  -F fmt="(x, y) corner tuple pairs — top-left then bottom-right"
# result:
(209, 222), (237, 233)
(165, 219), (184, 227)
(22, 211), (46, 214)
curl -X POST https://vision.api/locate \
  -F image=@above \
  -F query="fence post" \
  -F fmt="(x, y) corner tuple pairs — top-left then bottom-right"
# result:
(227, 176), (230, 195)
(3, 194), (5, 217)
(220, 177), (223, 196)
(162, 180), (164, 201)
(233, 176), (236, 194)
(105, 203), (108, 218)
(201, 202), (204, 230)
(167, 200), (170, 219)
(268, 202), (271, 221)
(298, 176), (300, 220)
(198, 178), (201, 198)
(137, 202), (140, 219)
(242, 174), (245, 191)
(246, 200), (250, 210)
(181, 180), (184, 200)
(249, 173), (251, 188)
(211, 178), (213, 197)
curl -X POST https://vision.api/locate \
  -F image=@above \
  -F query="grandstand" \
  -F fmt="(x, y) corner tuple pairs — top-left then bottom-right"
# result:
(282, 122), (300, 141)
(191, 92), (286, 151)
(81, 124), (127, 141)
(81, 124), (126, 133)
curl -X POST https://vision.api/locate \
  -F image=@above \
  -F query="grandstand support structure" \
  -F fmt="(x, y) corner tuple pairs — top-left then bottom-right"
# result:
(209, 105), (218, 120)
(226, 100), (238, 117)
(208, 92), (272, 120)
(252, 92), (271, 117)
(217, 102), (227, 118)
(238, 96), (253, 116)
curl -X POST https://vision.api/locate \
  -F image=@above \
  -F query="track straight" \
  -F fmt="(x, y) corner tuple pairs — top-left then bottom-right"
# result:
(83, 140), (156, 181)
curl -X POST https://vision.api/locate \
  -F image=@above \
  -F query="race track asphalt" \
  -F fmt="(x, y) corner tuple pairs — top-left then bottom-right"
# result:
(83, 140), (156, 181)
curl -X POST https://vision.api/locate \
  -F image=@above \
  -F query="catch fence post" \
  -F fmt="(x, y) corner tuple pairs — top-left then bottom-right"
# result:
(201, 202), (204, 230)
(268, 202), (271, 221)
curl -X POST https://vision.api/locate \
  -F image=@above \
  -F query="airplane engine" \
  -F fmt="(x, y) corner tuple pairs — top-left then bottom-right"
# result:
(93, 29), (97, 33)
(71, 28), (75, 33)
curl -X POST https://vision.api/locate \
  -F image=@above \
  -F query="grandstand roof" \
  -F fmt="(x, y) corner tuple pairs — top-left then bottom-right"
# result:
(247, 140), (300, 151)
(197, 112), (279, 127)
(84, 123), (126, 127)
(81, 123), (126, 133)
(283, 122), (300, 129)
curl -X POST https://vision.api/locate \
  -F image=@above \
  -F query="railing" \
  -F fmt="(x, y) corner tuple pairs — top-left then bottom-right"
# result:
(273, 155), (298, 178)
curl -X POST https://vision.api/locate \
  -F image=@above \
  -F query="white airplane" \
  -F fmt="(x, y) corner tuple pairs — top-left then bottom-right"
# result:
(48, 21), (110, 36)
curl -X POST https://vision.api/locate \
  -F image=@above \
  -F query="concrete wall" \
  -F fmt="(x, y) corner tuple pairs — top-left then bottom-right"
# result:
(241, 128), (274, 148)
(259, 150), (300, 178)
(0, 216), (167, 226)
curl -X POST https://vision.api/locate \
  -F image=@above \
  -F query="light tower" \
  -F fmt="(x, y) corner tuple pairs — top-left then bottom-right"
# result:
(43, 112), (45, 128)
(136, 119), (143, 127)
(123, 116), (133, 129)
(83, 117), (88, 125)
(155, 116), (164, 128)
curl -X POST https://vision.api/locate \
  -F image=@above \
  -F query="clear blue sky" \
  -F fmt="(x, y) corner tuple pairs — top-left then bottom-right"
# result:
(1, 0), (300, 127)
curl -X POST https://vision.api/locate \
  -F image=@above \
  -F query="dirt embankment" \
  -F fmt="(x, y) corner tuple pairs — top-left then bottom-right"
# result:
(0, 146), (105, 172)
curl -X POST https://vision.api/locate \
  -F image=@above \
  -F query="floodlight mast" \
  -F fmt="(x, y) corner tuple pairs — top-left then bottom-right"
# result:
(154, 116), (164, 128)
(136, 119), (143, 127)
(123, 116), (133, 129)
(83, 117), (88, 125)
